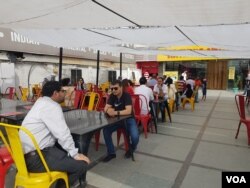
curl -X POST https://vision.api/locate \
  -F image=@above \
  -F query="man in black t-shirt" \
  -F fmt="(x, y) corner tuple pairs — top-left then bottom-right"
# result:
(102, 80), (139, 162)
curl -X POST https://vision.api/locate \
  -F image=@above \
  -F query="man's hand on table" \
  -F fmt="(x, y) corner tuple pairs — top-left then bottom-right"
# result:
(106, 108), (117, 117)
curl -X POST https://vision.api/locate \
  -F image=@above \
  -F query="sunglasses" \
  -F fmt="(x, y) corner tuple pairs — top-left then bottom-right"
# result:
(111, 87), (119, 91)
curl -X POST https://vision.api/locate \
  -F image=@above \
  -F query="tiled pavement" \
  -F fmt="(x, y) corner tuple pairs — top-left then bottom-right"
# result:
(5, 90), (250, 188)
(85, 90), (250, 188)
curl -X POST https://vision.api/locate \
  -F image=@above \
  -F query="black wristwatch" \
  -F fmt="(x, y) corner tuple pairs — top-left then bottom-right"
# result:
(117, 111), (120, 116)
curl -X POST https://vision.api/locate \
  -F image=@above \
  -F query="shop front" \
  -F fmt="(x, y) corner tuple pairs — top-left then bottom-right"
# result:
(136, 61), (159, 79)
(163, 60), (250, 90)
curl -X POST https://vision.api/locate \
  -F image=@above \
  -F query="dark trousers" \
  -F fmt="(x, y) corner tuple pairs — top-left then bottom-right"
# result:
(25, 146), (88, 187)
(103, 118), (139, 155)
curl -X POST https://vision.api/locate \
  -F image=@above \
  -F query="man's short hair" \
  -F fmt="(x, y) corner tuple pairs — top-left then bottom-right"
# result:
(157, 77), (163, 81)
(42, 81), (62, 97)
(139, 77), (147, 85)
(111, 80), (122, 86)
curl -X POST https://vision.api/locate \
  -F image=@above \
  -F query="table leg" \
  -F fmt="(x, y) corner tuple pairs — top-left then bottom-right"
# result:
(164, 101), (172, 123)
(72, 132), (95, 188)
(149, 101), (158, 133)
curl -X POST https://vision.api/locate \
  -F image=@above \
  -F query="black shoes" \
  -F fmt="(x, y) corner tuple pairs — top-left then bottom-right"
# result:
(102, 154), (116, 162)
(124, 150), (132, 159)
(102, 152), (133, 162)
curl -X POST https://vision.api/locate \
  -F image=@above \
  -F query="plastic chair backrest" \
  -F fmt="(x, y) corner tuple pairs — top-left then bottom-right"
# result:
(0, 123), (52, 178)
(67, 90), (84, 108)
(80, 92), (100, 111)
(131, 94), (142, 116)
(4, 87), (16, 99)
(137, 94), (150, 115)
(96, 91), (106, 111)
(86, 83), (92, 91)
(235, 94), (246, 119)
(19, 87), (29, 101)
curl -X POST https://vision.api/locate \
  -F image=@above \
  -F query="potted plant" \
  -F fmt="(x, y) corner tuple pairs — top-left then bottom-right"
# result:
(233, 75), (241, 93)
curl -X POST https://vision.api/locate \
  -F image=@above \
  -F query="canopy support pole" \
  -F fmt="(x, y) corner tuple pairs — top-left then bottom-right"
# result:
(120, 53), (122, 77)
(59, 47), (63, 82)
(96, 50), (100, 87)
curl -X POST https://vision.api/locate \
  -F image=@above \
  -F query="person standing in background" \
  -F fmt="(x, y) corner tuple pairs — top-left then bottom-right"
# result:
(122, 79), (134, 95)
(176, 76), (186, 107)
(194, 76), (202, 103)
(201, 78), (207, 101)
(76, 78), (85, 90)
(181, 71), (188, 81)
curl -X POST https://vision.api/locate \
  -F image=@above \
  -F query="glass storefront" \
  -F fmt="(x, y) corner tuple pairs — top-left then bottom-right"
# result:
(164, 61), (207, 80)
(164, 60), (250, 90)
(228, 60), (249, 90)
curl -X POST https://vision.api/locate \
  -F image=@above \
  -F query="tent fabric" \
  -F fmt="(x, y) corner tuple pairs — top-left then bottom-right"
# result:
(1, 1), (250, 60)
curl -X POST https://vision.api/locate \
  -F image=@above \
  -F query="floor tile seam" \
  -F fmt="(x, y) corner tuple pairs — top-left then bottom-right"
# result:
(171, 91), (221, 188)
(207, 125), (245, 132)
(200, 139), (249, 148)
(190, 162), (227, 172)
(157, 131), (249, 149)
(210, 117), (239, 121)
(209, 116), (239, 122)
(173, 113), (210, 118)
(88, 143), (127, 170)
(157, 132), (197, 141)
(134, 150), (184, 164)
(159, 123), (244, 132)
(158, 122), (204, 127)
(86, 184), (99, 188)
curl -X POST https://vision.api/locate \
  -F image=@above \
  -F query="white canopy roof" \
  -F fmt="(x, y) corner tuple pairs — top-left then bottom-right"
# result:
(1, 0), (250, 60)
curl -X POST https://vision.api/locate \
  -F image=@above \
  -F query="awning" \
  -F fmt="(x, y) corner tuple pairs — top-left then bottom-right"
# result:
(0, 1), (250, 61)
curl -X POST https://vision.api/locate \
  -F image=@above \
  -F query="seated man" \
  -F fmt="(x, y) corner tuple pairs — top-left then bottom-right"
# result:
(135, 76), (154, 115)
(103, 80), (139, 162)
(153, 77), (168, 122)
(19, 81), (90, 188)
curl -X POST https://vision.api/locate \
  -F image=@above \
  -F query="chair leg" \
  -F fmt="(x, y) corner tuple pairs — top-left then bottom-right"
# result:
(117, 128), (129, 151)
(0, 172), (6, 188)
(122, 131), (129, 151)
(117, 128), (122, 147)
(191, 102), (195, 111)
(235, 121), (242, 139)
(94, 131), (100, 151)
(141, 118), (149, 138)
(246, 124), (250, 145)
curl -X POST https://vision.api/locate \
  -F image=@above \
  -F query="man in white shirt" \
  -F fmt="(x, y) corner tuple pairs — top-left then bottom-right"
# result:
(20, 81), (90, 188)
(153, 77), (168, 100)
(153, 77), (168, 122)
(134, 76), (154, 115)
(135, 76), (157, 129)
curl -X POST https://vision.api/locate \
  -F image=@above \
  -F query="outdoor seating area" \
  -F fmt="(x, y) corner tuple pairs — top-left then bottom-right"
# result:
(1, 1), (250, 187)
(2, 89), (250, 188)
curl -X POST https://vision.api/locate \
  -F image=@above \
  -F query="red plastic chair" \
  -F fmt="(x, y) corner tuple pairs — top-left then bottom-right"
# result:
(68, 90), (84, 109)
(0, 130), (14, 188)
(132, 94), (152, 138)
(138, 94), (157, 135)
(235, 94), (250, 145)
(4, 87), (16, 100)
(0, 147), (14, 188)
